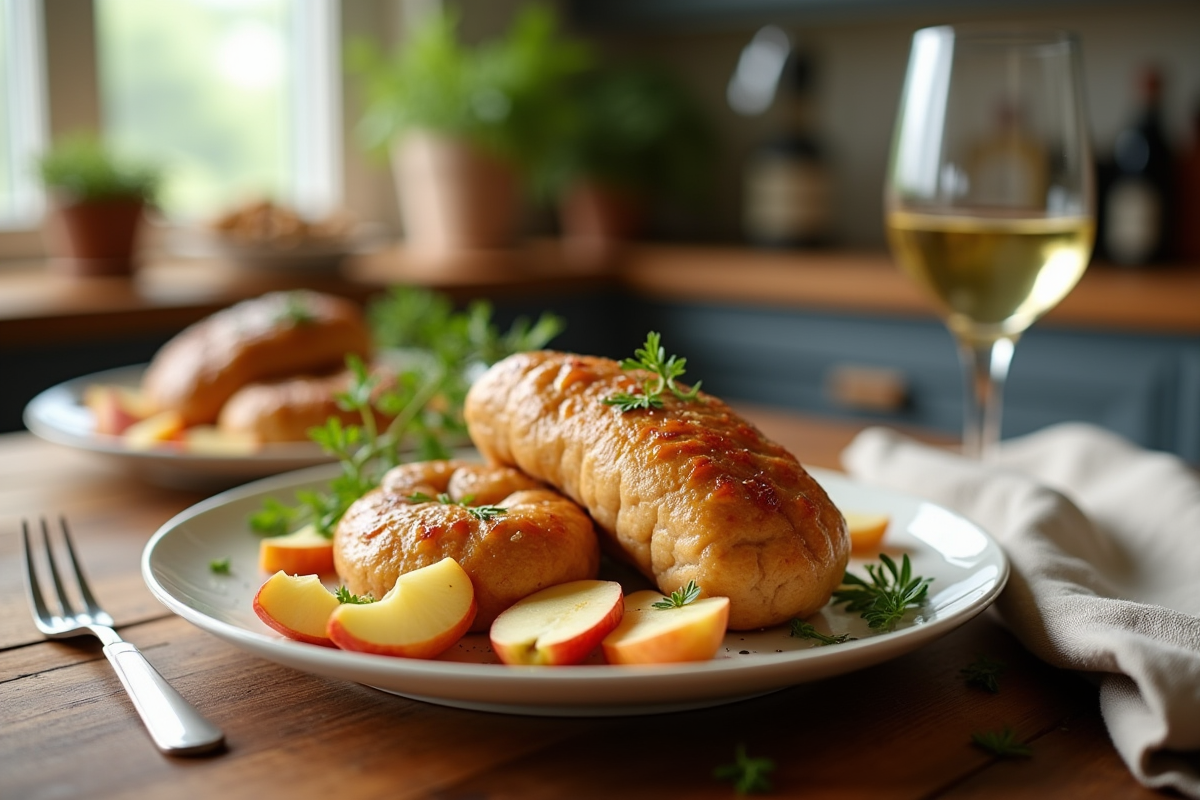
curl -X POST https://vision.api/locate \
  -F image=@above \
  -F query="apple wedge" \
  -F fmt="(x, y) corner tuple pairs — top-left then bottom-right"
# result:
(121, 410), (185, 450)
(845, 511), (890, 553)
(327, 557), (476, 658)
(253, 571), (340, 647)
(84, 384), (150, 436)
(601, 590), (730, 665)
(489, 580), (624, 666)
(259, 523), (336, 575)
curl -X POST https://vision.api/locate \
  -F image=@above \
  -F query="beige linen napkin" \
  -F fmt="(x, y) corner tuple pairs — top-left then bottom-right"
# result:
(842, 423), (1200, 797)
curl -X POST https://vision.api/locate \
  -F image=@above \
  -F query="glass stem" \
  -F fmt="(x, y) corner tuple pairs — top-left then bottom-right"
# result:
(957, 335), (1016, 460)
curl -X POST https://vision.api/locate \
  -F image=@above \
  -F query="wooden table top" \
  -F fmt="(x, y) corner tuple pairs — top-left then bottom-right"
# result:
(0, 408), (1162, 800)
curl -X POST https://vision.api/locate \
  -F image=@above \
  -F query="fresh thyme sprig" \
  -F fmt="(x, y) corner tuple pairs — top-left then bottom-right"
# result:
(651, 580), (702, 609)
(406, 492), (508, 522)
(335, 586), (376, 605)
(603, 331), (702, 412)
(250, 287), (560, 539)
(971, 726), (1032, 758)
(961, 654), (1007, 693)
(789, 619), (853, 646)
(713, 744), (775, 795)
(831, 553), (932, 631)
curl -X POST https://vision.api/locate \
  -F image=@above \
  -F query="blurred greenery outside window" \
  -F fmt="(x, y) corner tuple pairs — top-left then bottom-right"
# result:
(95, 0), (340, 222)
(0, 0), (48, 231)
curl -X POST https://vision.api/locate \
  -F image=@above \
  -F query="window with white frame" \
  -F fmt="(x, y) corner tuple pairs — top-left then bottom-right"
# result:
(94, 0), (341, 221)
(0, 0), (47, 231)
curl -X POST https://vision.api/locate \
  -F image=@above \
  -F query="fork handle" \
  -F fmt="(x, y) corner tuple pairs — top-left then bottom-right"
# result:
(103, 641), (225, 755)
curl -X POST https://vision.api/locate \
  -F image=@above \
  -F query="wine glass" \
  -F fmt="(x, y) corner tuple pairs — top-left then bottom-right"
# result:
(885, 26), (1094, 459)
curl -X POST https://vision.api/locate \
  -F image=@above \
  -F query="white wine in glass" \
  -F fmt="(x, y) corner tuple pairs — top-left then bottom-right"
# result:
(885, 26), (1095, 458)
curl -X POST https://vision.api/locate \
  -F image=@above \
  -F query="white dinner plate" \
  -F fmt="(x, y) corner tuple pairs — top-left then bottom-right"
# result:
(142, 463), (1008, 717)
(23, 365), (333, 489)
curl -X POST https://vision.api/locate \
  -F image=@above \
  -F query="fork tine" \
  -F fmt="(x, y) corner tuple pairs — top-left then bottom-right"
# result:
(40, 516), (76, 617)
(21, 519), (53, 623)
(59, 516), (110, 622)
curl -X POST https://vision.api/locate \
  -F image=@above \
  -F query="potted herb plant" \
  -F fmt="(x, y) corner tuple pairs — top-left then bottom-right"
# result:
(534, 63), (717, 264)
(36, 135), (161, 277)
(347, 5), (590, 258)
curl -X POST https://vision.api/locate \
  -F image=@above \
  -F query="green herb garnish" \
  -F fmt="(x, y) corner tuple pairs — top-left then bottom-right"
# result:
(277, 292), (317, 326)
(961, 654), (1007, 693)
(831, 553), (932, 631)
(208, 557), (232, 575)
(335, 586), (376, 605)
(713, 744), (775, 795)
(603, 331), (701, 412)
(651, 580), (701, 609)
(249, 287), (560, 538)
(789, 619), (853, 646)
(406, 491), (507, 522)
(971, 726), (1032, 758)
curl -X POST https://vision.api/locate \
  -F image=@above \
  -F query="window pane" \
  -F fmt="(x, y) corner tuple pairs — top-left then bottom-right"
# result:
(95, 0), (338, 221)
(0, 0), (46, 230)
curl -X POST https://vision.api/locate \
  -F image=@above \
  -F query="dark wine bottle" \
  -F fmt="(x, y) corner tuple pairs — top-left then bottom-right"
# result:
(1102, 67), (1175, 266)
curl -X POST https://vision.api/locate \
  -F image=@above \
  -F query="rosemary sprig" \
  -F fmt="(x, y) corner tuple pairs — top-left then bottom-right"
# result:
(603, 331), (702, 412)
(713, 744), (775, 795)
(831, 553), (932, 631)
(961, 654), (1007, 693)
(335, 586), (375, 605)
(651, 580), (701, 609)
(971, 726), (1032, 758)
(789, 619), (853, 646)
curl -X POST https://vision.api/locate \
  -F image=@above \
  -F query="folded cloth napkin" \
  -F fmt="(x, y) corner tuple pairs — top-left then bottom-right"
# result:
(842, 423), (1200, 798)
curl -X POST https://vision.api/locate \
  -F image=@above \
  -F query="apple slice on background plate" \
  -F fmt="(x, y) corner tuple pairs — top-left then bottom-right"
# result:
(328, 557), (476, 658)
(259, 524), (336, 574)
(602, 590), (730, 665)
(253, 571), (340, 647)
(490, 580), (624, 666)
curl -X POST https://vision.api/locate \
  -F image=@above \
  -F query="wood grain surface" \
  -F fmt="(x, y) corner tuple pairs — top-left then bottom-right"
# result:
(0, 409), (1164, 800)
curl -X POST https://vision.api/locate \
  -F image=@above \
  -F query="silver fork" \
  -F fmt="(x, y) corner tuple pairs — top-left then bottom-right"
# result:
(22, 516), (225, 756)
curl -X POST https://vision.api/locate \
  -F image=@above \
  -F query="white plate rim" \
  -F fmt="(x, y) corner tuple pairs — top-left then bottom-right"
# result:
(141, 462), (1009, 716)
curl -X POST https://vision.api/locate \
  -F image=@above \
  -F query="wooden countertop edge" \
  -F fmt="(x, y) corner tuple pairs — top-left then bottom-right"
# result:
(2, 242), (1199, 347)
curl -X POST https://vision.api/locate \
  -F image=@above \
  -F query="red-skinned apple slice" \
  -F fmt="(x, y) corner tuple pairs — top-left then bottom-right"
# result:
(327, 557), (476, 658)
(253, 571), (340, 647)
(601, 590), (730, 665)
(489, 580), (624, 666)
(84, 384), (150, 436)
(259, 523), (336, 575)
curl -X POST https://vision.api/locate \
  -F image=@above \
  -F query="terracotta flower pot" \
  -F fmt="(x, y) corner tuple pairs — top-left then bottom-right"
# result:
(558, 180), (646, 270)
(391, 131), (520, 257)
(49, 196), (146, 277)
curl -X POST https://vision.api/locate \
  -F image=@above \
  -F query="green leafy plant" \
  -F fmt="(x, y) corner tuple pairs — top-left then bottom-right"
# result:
(789, 619), (852, 646)
(713, 744), (775, 795)
(961, 654), (1007, 693)
(971, 726), (1032, 758)
(532, 62), (716, 206)
(346, 5), (591, 170)
(250, 286), (562, 538)
(831, 553), (932, 631)
(603, 331), (702, 412)
(651, 580), (701, 610)
(36, 134), (161, 203)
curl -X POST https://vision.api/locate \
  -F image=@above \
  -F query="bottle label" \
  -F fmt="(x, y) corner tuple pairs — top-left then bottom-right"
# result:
(1105, 178), (1162, 264)
(743, 155), (832, 241)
